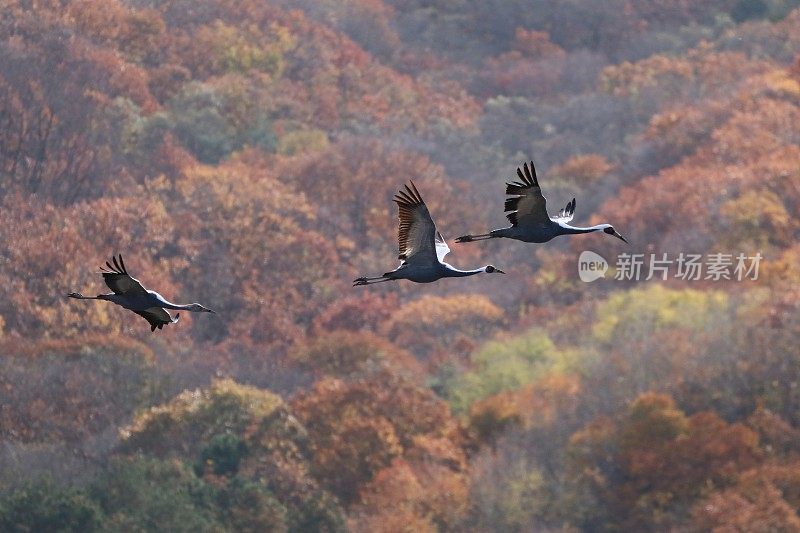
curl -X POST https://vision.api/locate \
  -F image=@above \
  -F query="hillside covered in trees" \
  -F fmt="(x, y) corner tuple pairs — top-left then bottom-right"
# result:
(1, 0), (800, 530)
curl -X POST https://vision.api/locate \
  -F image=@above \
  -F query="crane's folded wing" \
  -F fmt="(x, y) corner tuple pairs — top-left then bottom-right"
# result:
(133, 307), (177, 331)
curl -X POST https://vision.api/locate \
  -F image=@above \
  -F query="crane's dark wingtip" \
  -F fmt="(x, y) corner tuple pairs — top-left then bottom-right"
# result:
(408, 180), (422, 201)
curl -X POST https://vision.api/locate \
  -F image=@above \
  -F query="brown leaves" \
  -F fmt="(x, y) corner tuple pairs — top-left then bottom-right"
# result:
(382, 294), (504, 363)
(0, 335), (155, 444)
(567, 393), (762, 530)
(291, 371), (460, 506)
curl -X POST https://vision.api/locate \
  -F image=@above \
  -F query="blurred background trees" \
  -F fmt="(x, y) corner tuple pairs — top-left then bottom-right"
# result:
(1, 0), (799, 530)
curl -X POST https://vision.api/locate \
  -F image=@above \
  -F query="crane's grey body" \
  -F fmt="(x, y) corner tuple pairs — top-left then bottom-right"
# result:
(487, 221), (618, 243)
(354, 182), (504, 287)
(382, 262), (490, 284)
(68, 254), (215, 331)
(103, 290), (196, 312)
(456, 161), (627, 245)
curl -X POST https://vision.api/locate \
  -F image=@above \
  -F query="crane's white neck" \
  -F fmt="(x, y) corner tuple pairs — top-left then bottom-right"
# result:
(442, 264), (489, 277)
(559, 223), (611, 235)
(151, 292), (197, 311)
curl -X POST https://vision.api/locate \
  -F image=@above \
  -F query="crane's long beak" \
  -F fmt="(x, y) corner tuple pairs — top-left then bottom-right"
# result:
(208, 309), (217, 314)
(613, 231), (629, 244)
(496, 268), (506, 274)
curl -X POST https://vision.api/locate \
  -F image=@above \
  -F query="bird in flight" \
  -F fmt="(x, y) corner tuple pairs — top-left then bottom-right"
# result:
(68, 254), (215, 331)
(456, 161), (628, 244)
(353, 181), (505, 286)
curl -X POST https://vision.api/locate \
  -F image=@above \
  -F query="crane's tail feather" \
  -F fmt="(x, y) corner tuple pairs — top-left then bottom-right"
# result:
(152, 313), (179, 333)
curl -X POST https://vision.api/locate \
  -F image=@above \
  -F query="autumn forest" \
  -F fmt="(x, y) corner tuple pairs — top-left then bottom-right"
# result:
(1, 0), (800, 531)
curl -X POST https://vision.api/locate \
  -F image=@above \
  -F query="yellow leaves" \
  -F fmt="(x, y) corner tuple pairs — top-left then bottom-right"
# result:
(122, 378), (287, 448)
(763, 69), (800, 98)
(193, 20), (295, 77)
(276, 128), (329, 156)
(592, 285), (729, 344)
(446, 328), (574, 419)
(601, 55), (694, 97)
(719, 189), (793, 248)
(767, 244), (800, 289)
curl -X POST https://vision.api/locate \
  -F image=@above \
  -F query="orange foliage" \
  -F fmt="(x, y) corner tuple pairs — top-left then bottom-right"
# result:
(0, 336), (154, 443)
(349, 456), (469, 532)
(692, 467), (800, 532)
(550, 154), (615, 182)
(476, 30), (566, 97)
(568, 393), (763, 530)
(291, 372), (459, 504)
(2, 2), (800, 530)
(594, 60), (800, 255)
(288, 330), (423, 380)
(312, 292), (399, 334)
(382, 294), (504, 361)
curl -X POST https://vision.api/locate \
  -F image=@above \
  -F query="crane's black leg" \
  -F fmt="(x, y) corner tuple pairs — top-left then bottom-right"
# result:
(455, 233), (494, 243)
(353, 275), (387, 283)
(353, 276), (392, 286)
(67, 293), (111, 300)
